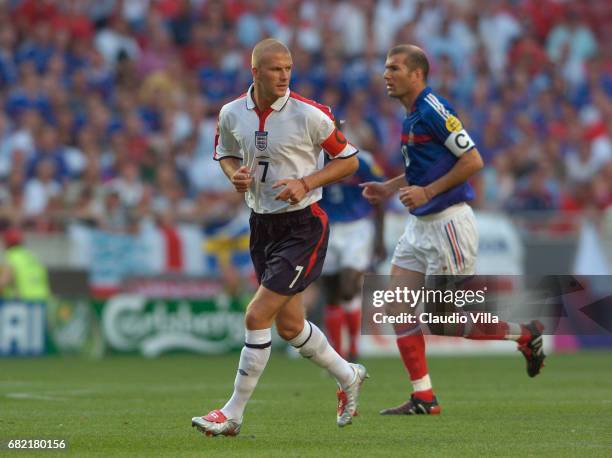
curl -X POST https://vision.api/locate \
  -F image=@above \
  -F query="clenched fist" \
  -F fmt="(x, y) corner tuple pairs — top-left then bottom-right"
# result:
(231, 166), (253, 193)
(399, 186), (432, 210)
(273, 178), (309, 204)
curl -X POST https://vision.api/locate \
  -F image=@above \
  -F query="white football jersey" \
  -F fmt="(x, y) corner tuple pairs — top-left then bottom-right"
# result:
(214, 85), (358, 213)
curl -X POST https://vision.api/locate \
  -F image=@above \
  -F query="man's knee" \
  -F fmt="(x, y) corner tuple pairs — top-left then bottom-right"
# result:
(244, 310), (259, 330)
(276, 319), (304, 341)
(245, 302), (273, 330)
(244, 289), (290, 330)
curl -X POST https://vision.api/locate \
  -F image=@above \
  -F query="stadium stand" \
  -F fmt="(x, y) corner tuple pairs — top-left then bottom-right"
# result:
(0, 0), (609, 282)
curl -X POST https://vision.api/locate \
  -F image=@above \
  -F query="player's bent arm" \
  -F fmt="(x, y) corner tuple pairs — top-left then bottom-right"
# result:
(360, 173), (407, 203)
(219, 157), (242, 180)
(424, 148), (483, 199)
(302, 155), (359, 191)
(219, 157), (253, 193)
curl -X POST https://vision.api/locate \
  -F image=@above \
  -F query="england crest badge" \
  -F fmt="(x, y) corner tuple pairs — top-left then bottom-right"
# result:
(255, 131), (268, 151)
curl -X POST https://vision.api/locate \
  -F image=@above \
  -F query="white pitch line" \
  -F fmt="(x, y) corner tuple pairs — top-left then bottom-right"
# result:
(6, 392), (69, 401)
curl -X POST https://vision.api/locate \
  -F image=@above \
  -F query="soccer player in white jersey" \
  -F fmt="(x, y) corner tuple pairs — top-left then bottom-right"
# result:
(191, 39), (368, 436)
(361, 44), (546, 415)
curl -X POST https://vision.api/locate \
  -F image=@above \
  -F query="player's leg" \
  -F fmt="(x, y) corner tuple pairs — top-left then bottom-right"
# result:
(321, 273), (345, 356)
(463, 317), (546, 377)
(379, 263), (441, 415)
(275, 294), (368, 427)
(377, 213), (444, 415)
(276, 294), (353, 387)
(441, 206), (546, 376)
(321, 223), (345, 356)
(192, 285), (292, 436)
(338, 267), (363, 362)
(336, 218), (374, 361)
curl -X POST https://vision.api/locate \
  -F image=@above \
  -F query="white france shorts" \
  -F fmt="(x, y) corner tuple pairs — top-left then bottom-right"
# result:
(323, 218), (374, 275)
(391, 203), (478, 275)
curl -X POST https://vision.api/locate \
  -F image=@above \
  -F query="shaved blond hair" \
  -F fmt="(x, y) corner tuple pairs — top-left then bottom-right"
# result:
(251, 38), (291, 68)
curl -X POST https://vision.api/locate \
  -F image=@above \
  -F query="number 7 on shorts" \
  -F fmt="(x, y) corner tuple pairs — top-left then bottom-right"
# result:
(289, 265), (304, 288)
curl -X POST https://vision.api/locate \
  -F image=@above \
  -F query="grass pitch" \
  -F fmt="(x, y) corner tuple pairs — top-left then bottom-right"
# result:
(1, 352), (611, 457)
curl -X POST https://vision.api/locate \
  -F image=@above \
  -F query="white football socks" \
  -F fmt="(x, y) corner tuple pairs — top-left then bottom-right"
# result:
(289, 320), (354, 388)
(221, 328), (271, 421)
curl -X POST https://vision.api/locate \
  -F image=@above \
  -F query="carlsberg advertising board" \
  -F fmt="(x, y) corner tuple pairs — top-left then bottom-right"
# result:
(93, 294), (248, 357)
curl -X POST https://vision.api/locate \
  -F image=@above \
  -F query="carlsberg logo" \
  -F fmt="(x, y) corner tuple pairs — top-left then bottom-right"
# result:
(102, 295), (244, 357)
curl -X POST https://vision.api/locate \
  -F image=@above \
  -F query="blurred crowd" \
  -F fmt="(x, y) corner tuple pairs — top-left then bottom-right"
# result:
(0, 0), (610, 235)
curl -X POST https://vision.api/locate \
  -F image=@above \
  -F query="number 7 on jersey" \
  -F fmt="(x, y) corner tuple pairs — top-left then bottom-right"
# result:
(258, 160), (269, 182)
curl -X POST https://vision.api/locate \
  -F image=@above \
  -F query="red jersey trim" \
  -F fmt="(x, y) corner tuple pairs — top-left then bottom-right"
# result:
(289, 91), (334, 121)
(401, 133), (433, 144)
(254, 106), (274, 131)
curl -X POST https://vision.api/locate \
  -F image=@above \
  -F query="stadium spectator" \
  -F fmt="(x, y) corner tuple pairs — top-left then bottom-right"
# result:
(0, 167), (27, 229)
(478, 0), (522, 77)
(373, 0), (416, 55)
(23, 158), (61, 226)
(565, 137), (612, 184)
(94, 16), (140, 68)
(109, 161), (145, 209)
(0, 227), (50, 301)
(546, 9), (598, 86)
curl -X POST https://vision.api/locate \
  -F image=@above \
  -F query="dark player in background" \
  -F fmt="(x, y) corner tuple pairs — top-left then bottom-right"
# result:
(320, 150), (386, 361)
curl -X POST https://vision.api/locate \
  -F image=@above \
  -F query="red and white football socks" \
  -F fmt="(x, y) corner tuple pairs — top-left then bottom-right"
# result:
(396, 331), (434, 401)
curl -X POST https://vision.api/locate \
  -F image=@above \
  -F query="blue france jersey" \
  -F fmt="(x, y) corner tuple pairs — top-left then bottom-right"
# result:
(402, 87), (476, 216)
(321, 152), (384, 223)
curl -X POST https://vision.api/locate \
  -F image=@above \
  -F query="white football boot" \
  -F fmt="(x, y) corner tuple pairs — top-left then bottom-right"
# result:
(192, 410), (241, 437)
(336, 363), (369, 427)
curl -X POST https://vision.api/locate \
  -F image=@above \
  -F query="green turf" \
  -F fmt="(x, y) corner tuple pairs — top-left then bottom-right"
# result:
(1, 352), (611, 457)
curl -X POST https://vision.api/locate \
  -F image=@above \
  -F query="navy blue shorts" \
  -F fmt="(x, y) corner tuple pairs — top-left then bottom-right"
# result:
(249, 203), (329, 295)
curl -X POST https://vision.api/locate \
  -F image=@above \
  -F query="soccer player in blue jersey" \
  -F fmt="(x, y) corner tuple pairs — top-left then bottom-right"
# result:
(320, 152), (386, 362)
(361, 44), (546, 415)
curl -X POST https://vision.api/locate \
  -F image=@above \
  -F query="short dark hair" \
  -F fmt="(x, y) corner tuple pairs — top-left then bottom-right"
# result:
(388, 44), (430, 81)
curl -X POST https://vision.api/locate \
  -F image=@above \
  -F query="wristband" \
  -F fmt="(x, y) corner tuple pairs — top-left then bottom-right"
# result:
(299, 177), (310, 193)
